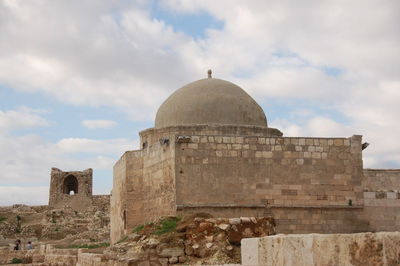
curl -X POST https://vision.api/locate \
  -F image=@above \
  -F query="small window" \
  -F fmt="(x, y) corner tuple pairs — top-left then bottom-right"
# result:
(123, 210), (127, 230)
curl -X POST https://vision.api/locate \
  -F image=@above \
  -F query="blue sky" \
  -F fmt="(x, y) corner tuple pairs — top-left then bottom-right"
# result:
(0, 0), (399, 205)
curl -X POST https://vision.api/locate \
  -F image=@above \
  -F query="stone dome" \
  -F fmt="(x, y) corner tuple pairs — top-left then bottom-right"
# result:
(155, 76), (268, 128)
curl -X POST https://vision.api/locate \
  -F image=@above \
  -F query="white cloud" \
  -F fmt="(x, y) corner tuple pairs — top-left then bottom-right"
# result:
(0, 107), (49, 132)
(270, 116), (353, 138)
(81, 119), (117, 129)
(0, 186), (48, 206)
(0, 0), (399, 204)
(56, 138), (136, 154)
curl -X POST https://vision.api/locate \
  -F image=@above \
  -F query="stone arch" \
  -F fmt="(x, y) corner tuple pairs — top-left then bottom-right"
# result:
(63, 175), (78, 195)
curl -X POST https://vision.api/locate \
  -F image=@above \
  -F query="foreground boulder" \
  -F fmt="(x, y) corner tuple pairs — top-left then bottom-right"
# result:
(242, 231), (400, 266)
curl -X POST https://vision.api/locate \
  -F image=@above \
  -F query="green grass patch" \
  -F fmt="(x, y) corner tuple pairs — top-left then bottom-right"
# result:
(0, 216), (6, 222)
(132, 224), (144, 233)
(154, 217), (181, 235)
(10, 258), (23, 264)
(67, 242), (110, 249)
(116, 236), (128, 244)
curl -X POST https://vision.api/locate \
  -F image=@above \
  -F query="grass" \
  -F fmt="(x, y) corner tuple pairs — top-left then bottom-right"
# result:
(10, 258), (23, 264)
(0, 216), (6, 222)
(132, 224), (144, 233)
(116, 236), (128, 244)
(154, 217), (181, 235)
(67, 242), (110, 249)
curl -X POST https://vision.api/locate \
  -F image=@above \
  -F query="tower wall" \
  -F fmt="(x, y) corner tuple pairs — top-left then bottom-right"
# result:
(48, 168), (93, 210)
(111, 140), (177, 243)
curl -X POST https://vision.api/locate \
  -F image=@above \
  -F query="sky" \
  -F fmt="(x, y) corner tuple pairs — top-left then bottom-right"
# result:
(0, 0), (399, 205)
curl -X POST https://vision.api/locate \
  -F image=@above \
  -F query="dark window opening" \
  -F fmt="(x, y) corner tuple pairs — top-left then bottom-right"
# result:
(63, 175), (78, 195)
(123, 210), (127, 230)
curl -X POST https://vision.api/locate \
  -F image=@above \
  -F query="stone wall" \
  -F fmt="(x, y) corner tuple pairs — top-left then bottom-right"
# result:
(361, 169), (400, 232)
(270, 207), (368, 234)
(139, 124), (282, 148)
(363, 169), (400, 191)
(175, 134), (365, 233)
(111, 140), (177, 243)
(111, 152), (129, 243)
(241, 232), (400, 266)
(92, 195), (111, 212)
(126, 140), (177, 228)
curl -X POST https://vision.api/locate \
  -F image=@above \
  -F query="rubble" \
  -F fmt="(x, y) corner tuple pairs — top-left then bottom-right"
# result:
(0, 207), (275, 265)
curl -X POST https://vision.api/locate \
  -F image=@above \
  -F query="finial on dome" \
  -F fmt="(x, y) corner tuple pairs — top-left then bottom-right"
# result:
(207, 69), (212, 78)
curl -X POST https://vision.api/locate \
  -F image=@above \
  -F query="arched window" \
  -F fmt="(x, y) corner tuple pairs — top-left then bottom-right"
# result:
(63, 175), (78, 195)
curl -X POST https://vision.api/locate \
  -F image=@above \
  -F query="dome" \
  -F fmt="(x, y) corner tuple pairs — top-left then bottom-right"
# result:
(155, 75), (268, 128)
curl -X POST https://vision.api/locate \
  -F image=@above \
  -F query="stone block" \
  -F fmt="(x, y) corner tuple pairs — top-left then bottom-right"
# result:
(235, 137), (243, 143)
(188, 143), (198, 149)
(241, 232), (400, 266)
(334, 139), (344, 146)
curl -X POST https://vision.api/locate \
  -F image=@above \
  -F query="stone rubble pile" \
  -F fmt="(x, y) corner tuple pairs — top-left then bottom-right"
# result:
(0, 208), (275, 265)
(101, 215), (275, 265)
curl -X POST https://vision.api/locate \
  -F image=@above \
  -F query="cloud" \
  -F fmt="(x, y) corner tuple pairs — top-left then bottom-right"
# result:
(0, 0), (200, 120)
(81, 119), (117, 129)
(0, 107), (138, 193)
(0, 0), (399, 197)
(270, 116), (353, 138)
(0, 107), (49, 132)
(56, 138), (136, 154)
(0, 186), (49, 206)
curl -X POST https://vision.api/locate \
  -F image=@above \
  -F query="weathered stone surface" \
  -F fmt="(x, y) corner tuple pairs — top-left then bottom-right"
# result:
(218, 224), (230, 231)
(242, 232), (400, 266)
(158, 247), (184, 258)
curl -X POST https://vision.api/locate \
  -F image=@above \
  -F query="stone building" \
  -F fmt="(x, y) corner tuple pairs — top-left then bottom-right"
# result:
(110, 72), (400, 243)
(49, 167), (109, 211)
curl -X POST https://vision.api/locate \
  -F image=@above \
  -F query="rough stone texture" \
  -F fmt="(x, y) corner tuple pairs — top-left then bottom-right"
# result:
(363, 169), (400, 191)
(111, 139), (177, 243)
(112, 125), (377, 242)
(361, 169), (400, 232)
(241, 232), (400, 266)
(49, 168), (93, 210)
(91, 216), (273, 265)
(0, 244), (78, 265)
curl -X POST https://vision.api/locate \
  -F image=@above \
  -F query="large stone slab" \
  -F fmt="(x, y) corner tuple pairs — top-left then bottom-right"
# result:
(242, 232), (400, 266)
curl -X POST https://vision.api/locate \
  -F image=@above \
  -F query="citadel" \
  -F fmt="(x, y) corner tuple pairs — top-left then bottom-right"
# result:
(3, 71), (398, 265)
(50, 71), (400, 242)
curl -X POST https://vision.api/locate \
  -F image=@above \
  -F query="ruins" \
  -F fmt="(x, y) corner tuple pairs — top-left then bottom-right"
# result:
(49, 168), (110, 211)
(110, 71), (400, 243)
(1, 71), (399, 265)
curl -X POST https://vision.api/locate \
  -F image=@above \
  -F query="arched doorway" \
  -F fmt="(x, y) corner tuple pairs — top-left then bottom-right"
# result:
(63, 175), (78, 195)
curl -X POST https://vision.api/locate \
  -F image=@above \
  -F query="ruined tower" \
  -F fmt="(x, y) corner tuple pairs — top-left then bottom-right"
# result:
(48, 168), (93, 210)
